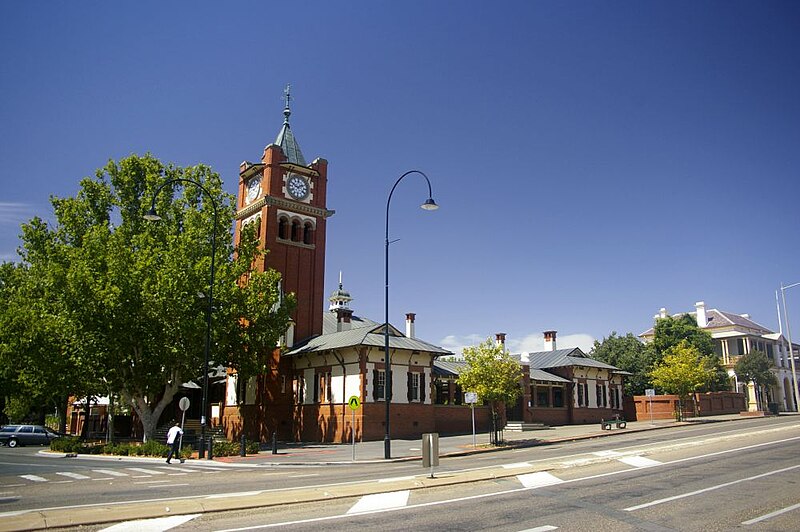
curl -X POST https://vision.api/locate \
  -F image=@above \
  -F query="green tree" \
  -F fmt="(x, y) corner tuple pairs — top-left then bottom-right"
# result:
(649, 341), (716, 420)
(2, 154), (293, 440)
(591, 332), (654, 395)
(734, 350), (776, 411)
(651, 314), (728, 391)
(457, 338), (523, 432)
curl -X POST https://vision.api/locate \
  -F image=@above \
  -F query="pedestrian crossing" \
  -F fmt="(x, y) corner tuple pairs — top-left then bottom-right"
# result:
(11, 464), (241, 485)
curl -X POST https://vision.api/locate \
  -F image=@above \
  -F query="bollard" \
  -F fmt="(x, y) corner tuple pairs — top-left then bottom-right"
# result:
(198, 437), (206, 459)
(207, 437), (214, 460)
(240, 433), (246, 457)
(271, 431), (278, 454)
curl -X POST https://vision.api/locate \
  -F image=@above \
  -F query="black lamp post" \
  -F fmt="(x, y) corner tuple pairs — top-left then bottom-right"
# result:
(384, 170), (438, 459)
(144, 178), (218, 460)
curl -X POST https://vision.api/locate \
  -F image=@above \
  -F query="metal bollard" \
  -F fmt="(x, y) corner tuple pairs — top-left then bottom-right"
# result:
(207, 437), (214, 460)
(240, 433), (246, 457)
(198, 437), (206, 459)
(271, 431), (278, 454)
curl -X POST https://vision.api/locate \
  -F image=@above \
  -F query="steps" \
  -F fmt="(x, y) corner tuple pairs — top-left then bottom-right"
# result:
(504, 422), (550, 432)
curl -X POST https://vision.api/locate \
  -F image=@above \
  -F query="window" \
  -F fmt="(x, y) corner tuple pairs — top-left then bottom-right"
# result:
(409, 372), (420, 402)
(596, 382), (603, 407)
(553, 387), (564, 407)
(314, 371), (331, 403)
(303, 222), (314, 245)
(577, 381), (586, 407)
(373, 370), (386, 401)
(295, 375), (305, 404)
(536, 387), (549, 407)
(291, 220), (302, 242)
(278, 217), (289, 240)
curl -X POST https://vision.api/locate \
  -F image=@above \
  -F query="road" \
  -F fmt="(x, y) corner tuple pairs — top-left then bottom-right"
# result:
(1, 416), (799, 530)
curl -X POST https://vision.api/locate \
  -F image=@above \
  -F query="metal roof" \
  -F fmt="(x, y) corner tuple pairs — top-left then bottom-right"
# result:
(512, 348), (622, 371)
(529, 369), (572, 383)
(433, 359), (467, 376)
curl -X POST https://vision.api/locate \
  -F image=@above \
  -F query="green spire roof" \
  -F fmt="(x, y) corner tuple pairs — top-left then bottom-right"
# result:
(274, 85), (307, 166)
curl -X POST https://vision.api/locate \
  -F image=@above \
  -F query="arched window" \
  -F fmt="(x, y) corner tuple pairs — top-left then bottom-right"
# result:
(278, 217), (289, 240)
(303, 222), (314, 245)
(291, 220), (302, 242)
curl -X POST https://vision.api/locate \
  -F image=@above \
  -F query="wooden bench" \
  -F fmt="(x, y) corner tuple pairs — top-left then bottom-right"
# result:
(601, 416), (627, 430)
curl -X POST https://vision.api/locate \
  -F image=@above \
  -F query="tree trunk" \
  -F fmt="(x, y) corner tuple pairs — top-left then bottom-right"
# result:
(125, 381), (179, 442)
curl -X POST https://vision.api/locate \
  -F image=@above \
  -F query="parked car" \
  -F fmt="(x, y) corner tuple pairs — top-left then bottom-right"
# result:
(0, 424), (62, 447)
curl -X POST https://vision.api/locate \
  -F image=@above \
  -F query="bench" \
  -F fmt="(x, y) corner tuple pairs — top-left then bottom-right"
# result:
(601, 416), (626, 430)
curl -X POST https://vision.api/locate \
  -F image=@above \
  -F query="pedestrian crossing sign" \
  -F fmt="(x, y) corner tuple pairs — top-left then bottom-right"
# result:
(348, 396), (360, 410)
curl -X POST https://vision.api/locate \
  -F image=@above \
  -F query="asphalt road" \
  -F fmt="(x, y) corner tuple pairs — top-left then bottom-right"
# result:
(1, 417), (799, 530)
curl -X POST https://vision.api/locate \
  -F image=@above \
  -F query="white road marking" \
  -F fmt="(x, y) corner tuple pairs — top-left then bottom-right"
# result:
(618, 456), (661, 468)
(56, 472), (91, 480)
(519, 527), (558, 532)
(293, 474), (319, 478)
(593, 450), (622, 457)
(625, 464), (800, 511)
(502, 462), (531, 469)
(158, 466), (197, 473)
(98, 513), (200, 531)
(378, 476), (415, 483)
(93, 469), (129, 477)
(517, 472), (564, 489)
(92, 477), (114, 481)
(742, 502), (800, 525)
(347, 490), (410, 514)
(127, 467), (165, 475)
(206, 491), (264, 499)
(19, 475), (47, 482)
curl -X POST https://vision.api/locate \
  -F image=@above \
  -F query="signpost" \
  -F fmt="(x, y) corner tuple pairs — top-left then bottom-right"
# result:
(464, 392), (478, 448)
(178, 397), (190, 457)
(645, 388), (655, 425)
(422, 433), (439, 478)
(348, 395), (360, 461)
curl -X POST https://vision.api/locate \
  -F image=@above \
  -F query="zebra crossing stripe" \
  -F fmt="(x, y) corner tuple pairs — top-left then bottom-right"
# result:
(19, 475), (47, 482)
(92, 469), (129, 477)
(97, 513), (200, 532)
(56, 472), (91, 480)
(347, 490), (410, 514)
(618, 456), (661, 468)
(157, 466), (197, 473)
(502, 462), (532, 469)
(126, 467), (165, 475)
(517, 471), (564, 489)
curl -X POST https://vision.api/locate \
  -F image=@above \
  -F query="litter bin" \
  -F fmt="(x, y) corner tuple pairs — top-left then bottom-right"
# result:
(768, 402), (779, 415)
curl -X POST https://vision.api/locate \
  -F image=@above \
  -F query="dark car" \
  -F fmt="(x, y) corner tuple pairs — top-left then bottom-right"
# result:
(0, 424), (62, 447)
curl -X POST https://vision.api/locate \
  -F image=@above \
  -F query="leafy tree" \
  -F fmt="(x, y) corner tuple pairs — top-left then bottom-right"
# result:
(649, 341), (716, 420)
(457, 338), (523, 433)
(651, 314), (728, 391)
(734, 350), (776, 411)
(591, 332), (654, 395)
(2, 154), (293, 440)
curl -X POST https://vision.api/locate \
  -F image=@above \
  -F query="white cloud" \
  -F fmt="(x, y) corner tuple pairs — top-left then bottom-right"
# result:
(0, 202), (34, 225)
(438, 331), (597, 357)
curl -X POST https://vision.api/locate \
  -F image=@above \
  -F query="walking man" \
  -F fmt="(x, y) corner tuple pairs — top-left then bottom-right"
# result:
(166, 422), (183, 464)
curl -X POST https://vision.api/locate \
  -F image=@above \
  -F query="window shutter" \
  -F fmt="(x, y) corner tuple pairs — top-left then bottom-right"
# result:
(372, 370), (379, 401)
(326, 372), (332, 403)
(313, 373), (319, 403)
(407, 372), (413, 402)
(420, 373), (426, 403)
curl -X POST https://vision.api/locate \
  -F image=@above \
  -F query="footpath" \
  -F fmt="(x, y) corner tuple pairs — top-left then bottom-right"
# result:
(10, 413), (774, 531)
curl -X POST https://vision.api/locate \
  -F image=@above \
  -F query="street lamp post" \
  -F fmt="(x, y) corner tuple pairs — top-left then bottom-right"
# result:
(144, 178), (218, 459)
(780, 282), (800, 411)
(384, 170), (438, 459)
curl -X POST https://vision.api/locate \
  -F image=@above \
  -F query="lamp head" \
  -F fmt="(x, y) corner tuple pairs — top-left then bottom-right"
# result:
(143, 207), (162, 221)
(420, 198), (439, 211)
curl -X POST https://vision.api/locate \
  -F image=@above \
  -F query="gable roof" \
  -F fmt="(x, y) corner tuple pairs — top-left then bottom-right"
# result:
(285, 312), (452, 357)
(640, 307), (775, 337)
(512, 348), (622, 372)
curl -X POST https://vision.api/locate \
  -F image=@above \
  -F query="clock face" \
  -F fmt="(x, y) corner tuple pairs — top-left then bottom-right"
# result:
(287, 175), (309, 200)
(246, 176), (262, 203)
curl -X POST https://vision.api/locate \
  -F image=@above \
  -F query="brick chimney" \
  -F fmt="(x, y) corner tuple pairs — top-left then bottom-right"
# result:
(695, 301), (707, 328)
(336, 307), (353, 332)
(543, 330), (557, 351)
(405, 313), (416, 338)
(495, 333), (506, 348)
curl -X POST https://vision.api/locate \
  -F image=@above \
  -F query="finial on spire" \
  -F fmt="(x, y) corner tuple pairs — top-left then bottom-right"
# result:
(338, 271), (343, 289)
(283, 84), (292, 124)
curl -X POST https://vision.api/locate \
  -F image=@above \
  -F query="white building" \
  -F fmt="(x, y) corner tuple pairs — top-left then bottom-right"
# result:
(640, 301), (798, 412)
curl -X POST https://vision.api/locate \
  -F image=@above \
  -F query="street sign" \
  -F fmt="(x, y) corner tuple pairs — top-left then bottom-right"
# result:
(178, 397), (190, 411)
(464, 392), (478, 404)
(645, 389), (656, 397)
(348, 396), (361, 411)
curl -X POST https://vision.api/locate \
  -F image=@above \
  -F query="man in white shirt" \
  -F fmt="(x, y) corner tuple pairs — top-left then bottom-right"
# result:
(166, 422), (183, 464)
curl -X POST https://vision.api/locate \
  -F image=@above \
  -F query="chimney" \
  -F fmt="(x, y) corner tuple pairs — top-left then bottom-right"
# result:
(495, 333), (506, 347)
(740, 313), (750, 320)
(659, 308), (668, 319)
(336, 307), (353, 332)
(695, 301), (707, 328)
(544, 330), (557, 351)
(405, 313), (416, 338)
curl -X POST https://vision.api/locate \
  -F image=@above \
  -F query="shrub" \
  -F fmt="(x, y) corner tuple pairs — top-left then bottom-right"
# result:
(209, 439), (260, 457)
(50, 437), (84, 453)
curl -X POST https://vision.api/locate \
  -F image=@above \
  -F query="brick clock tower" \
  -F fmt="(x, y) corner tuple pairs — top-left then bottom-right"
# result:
(228, 87), (334, 440)
(234, 87), (334, 341)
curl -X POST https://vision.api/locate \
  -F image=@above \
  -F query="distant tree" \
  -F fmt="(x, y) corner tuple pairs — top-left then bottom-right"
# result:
(3, 154), (294, 441)
(457, 337), (523, 435)
(591, 332), (654, 395)
(649, 341), (716, 420)
(651, 314), (728, 391)
(734, 350), (777, 411)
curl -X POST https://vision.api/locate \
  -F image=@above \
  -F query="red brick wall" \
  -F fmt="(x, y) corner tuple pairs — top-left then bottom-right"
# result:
(433, 405), (492, 434)
(630, 391), (746, 420)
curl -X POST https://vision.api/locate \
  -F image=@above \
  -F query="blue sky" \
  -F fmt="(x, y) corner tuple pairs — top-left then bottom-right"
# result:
(2, 1), (800, 356)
